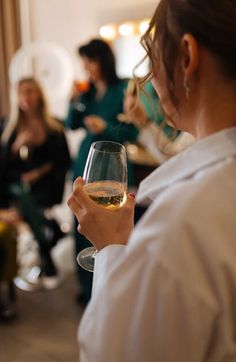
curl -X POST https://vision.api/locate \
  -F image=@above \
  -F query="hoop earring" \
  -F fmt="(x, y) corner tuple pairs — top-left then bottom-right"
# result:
(183, 77), (190, 99)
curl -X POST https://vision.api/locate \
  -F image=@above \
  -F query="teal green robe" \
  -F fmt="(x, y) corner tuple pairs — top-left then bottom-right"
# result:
(140, 82), (180, 138)
(65, 81), (139, 184)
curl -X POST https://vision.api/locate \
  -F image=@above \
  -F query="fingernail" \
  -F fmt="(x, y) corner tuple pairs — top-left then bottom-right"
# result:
(128, 192), (136, 199)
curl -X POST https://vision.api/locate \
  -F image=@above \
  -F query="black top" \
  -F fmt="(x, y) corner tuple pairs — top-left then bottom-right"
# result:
(0, 122), (71, 208)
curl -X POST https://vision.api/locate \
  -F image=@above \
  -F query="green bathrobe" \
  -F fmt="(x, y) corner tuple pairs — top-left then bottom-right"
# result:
(65, 80), (139, 183)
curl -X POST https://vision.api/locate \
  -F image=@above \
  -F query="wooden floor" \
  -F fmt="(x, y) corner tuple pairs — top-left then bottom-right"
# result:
(0, 273), (83, 362)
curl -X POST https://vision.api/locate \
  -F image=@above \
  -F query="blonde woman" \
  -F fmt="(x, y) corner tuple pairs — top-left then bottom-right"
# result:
(0, 78), (70, 287)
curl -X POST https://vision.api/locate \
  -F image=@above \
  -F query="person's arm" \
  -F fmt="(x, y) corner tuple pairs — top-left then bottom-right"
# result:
(103, 121), (139, 143)
(0, 208), (20, 224)
(79, 235), (216, 362)
(66, 80), (139, 143)
(21, 162), (53, 184)
(138, 122), (169, 163)
(46, 131), (71, 204)
(68, 179), (218, 362)
(64, 94), (87, 130)
(94, 81), (139, 143)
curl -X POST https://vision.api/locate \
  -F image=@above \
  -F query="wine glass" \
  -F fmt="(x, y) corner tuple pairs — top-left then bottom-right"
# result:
(76, 140), (128, 272)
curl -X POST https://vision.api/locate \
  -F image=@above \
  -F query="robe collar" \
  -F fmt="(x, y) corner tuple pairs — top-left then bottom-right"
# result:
(137, 127), (236, 204)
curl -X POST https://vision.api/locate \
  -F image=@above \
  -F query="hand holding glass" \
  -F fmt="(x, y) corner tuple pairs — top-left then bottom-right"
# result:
(76, 141), (127, 272)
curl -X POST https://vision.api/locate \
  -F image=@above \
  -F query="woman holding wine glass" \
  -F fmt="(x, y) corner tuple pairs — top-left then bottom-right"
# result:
(65, 38), (139, 305)
(0, 77), (70, 289)
(68, 0), (236, 360)
(76, 140), (128, 272)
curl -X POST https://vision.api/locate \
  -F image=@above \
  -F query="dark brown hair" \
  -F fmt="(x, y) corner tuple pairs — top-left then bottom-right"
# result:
(141, 0), (236, 104)
(78, 39), (119, 86)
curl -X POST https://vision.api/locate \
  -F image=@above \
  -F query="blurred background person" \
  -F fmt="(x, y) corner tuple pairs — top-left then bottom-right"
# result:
(123, 80), (195, 164)
(65, 38), (139, 306)
(0, 77), (71, 289)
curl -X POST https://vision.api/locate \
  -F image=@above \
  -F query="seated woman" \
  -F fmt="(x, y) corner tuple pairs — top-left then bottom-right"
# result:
(0, 77), (71, 288)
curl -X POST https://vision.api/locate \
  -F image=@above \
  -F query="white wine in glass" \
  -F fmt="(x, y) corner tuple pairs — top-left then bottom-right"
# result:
(77, 141), (127, 272)
(84, 180), (126, 210)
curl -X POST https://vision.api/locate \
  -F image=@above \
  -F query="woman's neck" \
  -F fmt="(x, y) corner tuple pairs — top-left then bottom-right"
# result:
(21, 112), (44, 131)
(194, 85), (236, 139)
(94, 79), (107, 100)
(24, 110), (40, 121)
(181, 48), (236, 140)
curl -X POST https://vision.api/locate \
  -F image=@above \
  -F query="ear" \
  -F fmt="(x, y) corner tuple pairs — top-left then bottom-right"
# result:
(180, 34), (199, 77)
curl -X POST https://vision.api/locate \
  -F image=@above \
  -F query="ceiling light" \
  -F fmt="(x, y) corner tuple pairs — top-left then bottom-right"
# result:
(139, 20), (150, 34)
(118, 23), (134, 37)
(99, 25), (116, 40)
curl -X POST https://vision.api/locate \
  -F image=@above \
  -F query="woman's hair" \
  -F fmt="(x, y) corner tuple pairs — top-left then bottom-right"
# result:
(1, 77), (62, 143)
(78, 38), (119, 86)
(141, 0), (236, 105)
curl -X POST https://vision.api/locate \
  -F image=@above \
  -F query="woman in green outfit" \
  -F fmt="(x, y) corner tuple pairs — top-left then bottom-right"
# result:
(123, 81), (194, 163)
(65, 38), (138, 305)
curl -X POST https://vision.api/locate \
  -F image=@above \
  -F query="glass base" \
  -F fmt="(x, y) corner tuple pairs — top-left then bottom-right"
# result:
(77, 246), (97, 272)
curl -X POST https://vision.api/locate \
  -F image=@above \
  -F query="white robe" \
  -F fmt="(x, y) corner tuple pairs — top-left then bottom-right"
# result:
(79, 127), (236, 362)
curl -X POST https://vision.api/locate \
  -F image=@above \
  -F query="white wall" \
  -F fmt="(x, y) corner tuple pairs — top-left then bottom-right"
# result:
(19, 0), (157, 117)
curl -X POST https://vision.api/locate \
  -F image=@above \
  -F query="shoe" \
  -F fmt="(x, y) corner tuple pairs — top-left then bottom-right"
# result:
(0, 305), (17, 323)
(14, 269), (62, 291)
(14, 266), (43, 292)
(14, 275), (42, 292)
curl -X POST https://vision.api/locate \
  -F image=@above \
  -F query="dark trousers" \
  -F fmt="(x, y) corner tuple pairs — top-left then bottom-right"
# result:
(9, 183), (61, 276)
(74, 220), (93, 304)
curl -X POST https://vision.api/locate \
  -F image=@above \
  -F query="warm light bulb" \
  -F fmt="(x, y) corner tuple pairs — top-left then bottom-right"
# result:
(139, 20), (150, 34)
(99, 25), (116, 40)
(118, 23), (134, 36)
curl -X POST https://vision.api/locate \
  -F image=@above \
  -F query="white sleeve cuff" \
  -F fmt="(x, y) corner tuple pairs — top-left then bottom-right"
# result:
(92, 244), (126, 296)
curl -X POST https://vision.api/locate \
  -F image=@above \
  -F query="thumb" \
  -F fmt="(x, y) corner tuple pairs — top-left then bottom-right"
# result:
(72, 177), (90, 204)
(73, 176), (84, 190)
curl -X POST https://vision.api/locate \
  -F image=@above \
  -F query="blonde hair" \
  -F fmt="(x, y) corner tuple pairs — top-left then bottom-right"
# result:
(1, 77), (63, 143)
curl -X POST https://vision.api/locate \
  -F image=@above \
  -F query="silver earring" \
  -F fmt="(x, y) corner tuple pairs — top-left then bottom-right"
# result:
(184, 78), (190, 99)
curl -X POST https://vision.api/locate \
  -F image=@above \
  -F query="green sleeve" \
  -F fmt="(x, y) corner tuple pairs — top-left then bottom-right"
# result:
(103, 122), (139, 143)
(101, 81), (139, 143)
(64, 101), (86, 130)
